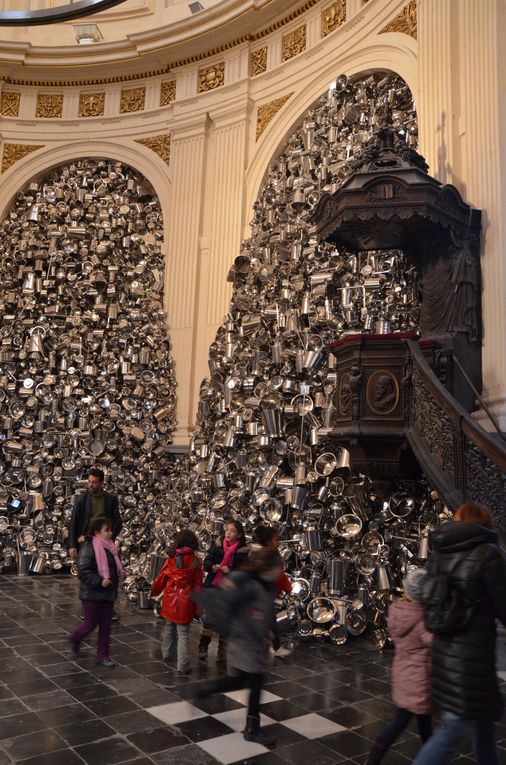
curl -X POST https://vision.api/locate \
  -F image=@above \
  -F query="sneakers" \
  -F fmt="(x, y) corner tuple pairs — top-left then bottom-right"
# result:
(96, 658), (115, 668)
(177, 667), (192, 675)
(274, 645), (292, 659)
(111, 612), (120, 622)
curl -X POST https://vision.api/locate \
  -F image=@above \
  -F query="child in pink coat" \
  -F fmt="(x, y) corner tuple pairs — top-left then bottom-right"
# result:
(365, 568), (433, 765)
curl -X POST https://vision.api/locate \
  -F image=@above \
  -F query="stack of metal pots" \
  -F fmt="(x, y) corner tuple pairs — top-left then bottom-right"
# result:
(0, 159), (177, 575)
(145, 72), (446, 645)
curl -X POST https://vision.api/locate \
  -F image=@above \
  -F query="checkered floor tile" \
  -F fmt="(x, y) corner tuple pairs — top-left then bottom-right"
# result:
(0, 576), (505, 765)
(146, 698), (345, 761)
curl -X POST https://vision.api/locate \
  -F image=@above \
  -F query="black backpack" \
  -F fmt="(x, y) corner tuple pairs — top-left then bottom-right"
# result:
(422, 556), (475, 636)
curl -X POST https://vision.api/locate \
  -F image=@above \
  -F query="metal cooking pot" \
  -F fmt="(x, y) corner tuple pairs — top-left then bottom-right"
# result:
(307, 597), (336, 624)
(291, 577), (310, 601)
(276, 604), (298, 632)
(334, 514), (363, 538)
(329, 623), (349, 645)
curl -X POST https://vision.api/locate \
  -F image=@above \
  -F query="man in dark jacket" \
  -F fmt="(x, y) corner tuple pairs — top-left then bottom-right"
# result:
(413, 502), (506, 765)
(68, 468), (122, 558)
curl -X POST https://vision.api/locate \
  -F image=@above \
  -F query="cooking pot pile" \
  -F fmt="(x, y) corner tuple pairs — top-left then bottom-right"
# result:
(0, 159), (177, 574)
(137, 73), (447, 645)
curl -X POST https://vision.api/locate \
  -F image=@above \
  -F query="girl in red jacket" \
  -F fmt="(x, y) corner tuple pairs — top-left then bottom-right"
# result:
(151, 529), (203, 675)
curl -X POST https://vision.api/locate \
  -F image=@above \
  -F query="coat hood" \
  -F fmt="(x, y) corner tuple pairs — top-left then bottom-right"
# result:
(431, 521), (498, 554)
(388, 599), (425, 638)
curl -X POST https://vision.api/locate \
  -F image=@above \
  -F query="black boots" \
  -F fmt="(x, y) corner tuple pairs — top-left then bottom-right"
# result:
(243, 715), (276, 747)
(199, 634), (211, 660)
(364, 744), (383, 765)
(217, 638), (227, 664)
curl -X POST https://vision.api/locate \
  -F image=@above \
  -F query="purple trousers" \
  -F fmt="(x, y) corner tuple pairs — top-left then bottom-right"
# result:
(69, 600), (113, 662)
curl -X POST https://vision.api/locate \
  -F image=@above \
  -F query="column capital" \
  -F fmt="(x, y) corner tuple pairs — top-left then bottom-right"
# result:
(170, 110), (209, 140)
(209, 95), (254, 129)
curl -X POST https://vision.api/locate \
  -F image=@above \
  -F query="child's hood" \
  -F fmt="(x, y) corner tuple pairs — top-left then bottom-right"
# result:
(388, 599), (425, 638)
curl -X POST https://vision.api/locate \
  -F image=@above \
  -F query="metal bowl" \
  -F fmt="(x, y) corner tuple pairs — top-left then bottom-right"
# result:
(346, 610), (368, 636)
(389, 492), (415, 518)
(260, 497), (283, 523)
(314, 452), (337, 477)
(307, 597), (336, 624)
(329, 623), (349, 645)
(355, 552), (376, 575)
(334, 514), (363, 539)
(362, 530), (384, 554)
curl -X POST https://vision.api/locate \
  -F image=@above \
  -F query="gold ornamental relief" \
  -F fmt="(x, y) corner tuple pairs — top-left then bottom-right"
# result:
(256, 93), (293, 141)
(282, 25), (306, 61)
(135, 134), (171, 166)
(120, 87), (145, 113)
(380, 1), (417, 39)
(160, 80), (176, 106)
(321, 1), (346, 37)
(198, 63), (225, 93)
(36, 94), (63, 118)
(250, 47), (267, 77)
(2, 143), (44, 173)
(79, 92), (105, 118)
(1, 91), (20, 117)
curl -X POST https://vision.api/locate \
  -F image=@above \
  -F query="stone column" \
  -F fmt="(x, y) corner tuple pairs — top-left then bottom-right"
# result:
(418, 0), (506, 429)
(189, 97), (250, 429)
(164, 112), (208, 444)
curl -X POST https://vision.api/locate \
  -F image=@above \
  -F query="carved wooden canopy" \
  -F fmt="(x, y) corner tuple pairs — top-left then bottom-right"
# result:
(311, 122), (481, 255)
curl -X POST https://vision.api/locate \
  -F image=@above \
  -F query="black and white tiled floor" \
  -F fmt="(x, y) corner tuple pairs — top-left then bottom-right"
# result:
(0, 576), (505, 765)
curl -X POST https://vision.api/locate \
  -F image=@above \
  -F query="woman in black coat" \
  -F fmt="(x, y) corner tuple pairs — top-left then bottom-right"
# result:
(413, 502), (506, 765)
(199, 519), (248, 661)
(68, 517), (124, 667)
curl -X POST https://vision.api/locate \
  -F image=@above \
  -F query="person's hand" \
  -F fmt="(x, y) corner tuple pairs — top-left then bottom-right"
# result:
(101, 578), (112, 587)
(220, 565), (230, 574)
(69, 548), (77, 559)
(212, 565), (220, 572)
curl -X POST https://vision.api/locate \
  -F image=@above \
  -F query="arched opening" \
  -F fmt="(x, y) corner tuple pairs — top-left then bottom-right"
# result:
(0, 157), (177, 579)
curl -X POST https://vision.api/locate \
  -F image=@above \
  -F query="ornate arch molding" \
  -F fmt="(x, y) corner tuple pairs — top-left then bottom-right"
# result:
(244, 43), (418, 227)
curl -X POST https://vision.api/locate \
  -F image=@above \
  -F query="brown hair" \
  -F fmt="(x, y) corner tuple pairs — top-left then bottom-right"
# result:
(252, 524), (279, 547)
(167, 529), (199, 557)
(454, 501), (494, 528)
(224, 519), (246, 546)
(242, 546), (282, 574)
(87, 517), (112, 536)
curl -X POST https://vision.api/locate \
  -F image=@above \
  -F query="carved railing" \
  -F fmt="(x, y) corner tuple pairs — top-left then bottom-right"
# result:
(407, 340), (506, 536)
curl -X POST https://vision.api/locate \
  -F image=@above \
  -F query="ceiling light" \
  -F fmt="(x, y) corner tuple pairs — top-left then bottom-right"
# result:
(74, 23), (103, 44)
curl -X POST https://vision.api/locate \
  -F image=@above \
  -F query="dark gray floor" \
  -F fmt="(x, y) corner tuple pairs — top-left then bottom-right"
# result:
(0, 575), (504, 764)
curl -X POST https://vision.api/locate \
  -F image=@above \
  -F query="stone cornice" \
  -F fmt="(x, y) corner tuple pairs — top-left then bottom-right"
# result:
(0, 0), (315, 83)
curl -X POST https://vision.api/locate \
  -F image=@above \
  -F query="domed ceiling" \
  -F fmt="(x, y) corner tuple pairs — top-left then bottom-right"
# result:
(0, 0), (296, 81)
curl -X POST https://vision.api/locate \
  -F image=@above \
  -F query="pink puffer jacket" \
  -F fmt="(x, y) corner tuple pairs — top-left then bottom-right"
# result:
(388, 598), (433, 715)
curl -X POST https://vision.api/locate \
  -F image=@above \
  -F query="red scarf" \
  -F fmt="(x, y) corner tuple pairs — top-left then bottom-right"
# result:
(212, 539), (240, 585)
(92, 535), (125, 580)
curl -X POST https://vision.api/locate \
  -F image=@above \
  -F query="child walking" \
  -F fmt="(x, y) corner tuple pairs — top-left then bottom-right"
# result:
(365, 568), (433, 765)
(251, 524), (292, 658)
(195, 547), (282, 747)
(68, 516), (124, 667)
(199, 520), (247, 661)
(151, 530), (202, 675)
